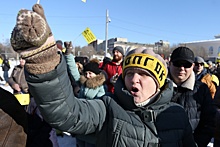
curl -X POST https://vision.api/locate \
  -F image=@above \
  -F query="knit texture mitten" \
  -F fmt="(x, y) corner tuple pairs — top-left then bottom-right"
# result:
(10, 4), (60, 74)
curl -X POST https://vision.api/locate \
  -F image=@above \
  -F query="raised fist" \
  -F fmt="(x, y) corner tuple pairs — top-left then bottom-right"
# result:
(64, 41), (73, 49)
(10, 4), (60, 74)
(64, 41), (73, 55)
(110, 73), (119, 85)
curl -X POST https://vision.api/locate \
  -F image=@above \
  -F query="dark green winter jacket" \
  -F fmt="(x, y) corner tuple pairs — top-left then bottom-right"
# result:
(26, 54), (195, 147)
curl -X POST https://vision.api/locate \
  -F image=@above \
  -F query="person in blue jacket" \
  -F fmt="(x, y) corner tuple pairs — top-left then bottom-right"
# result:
(64, 41), (106, 100)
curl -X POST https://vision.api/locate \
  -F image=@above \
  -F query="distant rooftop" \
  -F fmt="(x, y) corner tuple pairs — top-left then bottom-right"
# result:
(215, 34), (220, 39)
(182, 38), (220, 44)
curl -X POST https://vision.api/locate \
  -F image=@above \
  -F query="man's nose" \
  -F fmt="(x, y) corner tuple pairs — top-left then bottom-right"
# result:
(131, 73), (140, 84)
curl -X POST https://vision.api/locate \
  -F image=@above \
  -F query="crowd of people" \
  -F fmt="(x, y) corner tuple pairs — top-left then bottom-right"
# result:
(1, 3), (220, 147)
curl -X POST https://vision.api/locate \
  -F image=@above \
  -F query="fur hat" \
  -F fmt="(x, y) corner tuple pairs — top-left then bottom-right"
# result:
(123, 48), (167, 88)
(83, 62), (101, 75)
(113, 46), (124, 56)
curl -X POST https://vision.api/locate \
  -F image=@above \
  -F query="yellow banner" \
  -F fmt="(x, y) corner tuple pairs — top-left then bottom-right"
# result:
(82, 27), (96, 44)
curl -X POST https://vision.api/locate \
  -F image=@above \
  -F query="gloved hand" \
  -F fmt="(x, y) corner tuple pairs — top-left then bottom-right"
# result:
(10, 4), (60, 75)
(64, 41), (73, 55)
(110, 73), (119, 85)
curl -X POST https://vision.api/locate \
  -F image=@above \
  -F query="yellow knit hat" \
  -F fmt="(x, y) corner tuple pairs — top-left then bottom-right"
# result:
(123, 48), (167, 88)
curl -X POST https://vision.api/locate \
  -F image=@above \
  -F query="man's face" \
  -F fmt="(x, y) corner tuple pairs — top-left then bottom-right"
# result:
(113, 50), (123, 62)
(20, 58), (26, 66)
(124, 68), (157, 104)
(169, 60), (194, 85)
(193, 62), (204, 74)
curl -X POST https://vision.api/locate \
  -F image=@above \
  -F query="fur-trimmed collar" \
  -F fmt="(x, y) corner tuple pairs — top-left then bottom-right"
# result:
(80, 72), (106, 89)
(172, 72), (195, 90)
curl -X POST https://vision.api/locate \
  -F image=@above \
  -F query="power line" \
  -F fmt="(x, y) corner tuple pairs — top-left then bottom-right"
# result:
(110, 17), (211, 38)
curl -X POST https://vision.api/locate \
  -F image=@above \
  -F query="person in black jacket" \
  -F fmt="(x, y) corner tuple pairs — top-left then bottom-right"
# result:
(169, 46), (217, 147)
(10, 4), (196, 146)
(1, 55), (10, 85)
(214, 86), (220, 147)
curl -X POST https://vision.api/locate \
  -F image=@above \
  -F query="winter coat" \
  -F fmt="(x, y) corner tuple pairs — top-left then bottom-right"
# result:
(8, 64), (28, 94)
(195, 68), (216, 98)
(103, 61), (123, 93)
(25, 54), (195, 147)
(65, 54), (106, 99)
(78, 74), (106, 99)
(0, 87), (27, 147)
(169, 71), (217, 147)
(65, 54), (106, 147)
(64, 54), (80, 82)
(2, 59), (10, 71)
(214, 86), (220, 147)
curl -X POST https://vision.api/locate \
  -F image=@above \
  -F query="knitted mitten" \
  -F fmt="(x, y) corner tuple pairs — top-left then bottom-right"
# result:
(10, 4), (60, 74)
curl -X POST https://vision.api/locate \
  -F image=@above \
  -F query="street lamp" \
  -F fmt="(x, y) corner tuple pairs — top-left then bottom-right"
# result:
(105, 9), (111, 57)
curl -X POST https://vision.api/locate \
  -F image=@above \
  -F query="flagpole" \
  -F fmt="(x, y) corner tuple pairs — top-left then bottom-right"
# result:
(105, 9), (109, 57)
(37, 0), (40, 4)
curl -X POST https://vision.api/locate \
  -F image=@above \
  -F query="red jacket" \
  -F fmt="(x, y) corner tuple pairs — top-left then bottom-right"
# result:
(103, 61), (123, 93)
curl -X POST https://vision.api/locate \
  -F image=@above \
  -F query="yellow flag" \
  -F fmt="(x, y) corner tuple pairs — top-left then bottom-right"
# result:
(82, 27), (96, 44)
(81, 0), (86, 3)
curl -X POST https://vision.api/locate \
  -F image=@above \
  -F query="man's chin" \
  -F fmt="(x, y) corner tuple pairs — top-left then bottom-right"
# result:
(133, 97), (141, 104)
(113, 56), (122, 62)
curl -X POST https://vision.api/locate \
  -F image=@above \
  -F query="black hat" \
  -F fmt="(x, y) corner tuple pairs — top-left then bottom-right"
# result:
(170, 47), (194, 63)
(83, 62), (100, 75)
(56, 40), (63, 46)
(113, 46), (124, 56)
(56, 40), (63, 50)
(194, 56), (205, 63)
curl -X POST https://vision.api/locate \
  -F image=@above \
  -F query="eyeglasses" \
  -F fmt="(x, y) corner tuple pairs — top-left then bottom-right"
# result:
(194, 63), (204, 66)
(172, 61), (192, 68)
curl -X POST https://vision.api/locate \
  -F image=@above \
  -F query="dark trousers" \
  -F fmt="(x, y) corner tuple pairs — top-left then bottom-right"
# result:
(214, 109), (220, 147)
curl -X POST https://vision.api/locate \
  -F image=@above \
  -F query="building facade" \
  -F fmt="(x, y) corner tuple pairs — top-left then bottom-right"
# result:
(180, 35), (220, 62)
(90, 37), (159, 56)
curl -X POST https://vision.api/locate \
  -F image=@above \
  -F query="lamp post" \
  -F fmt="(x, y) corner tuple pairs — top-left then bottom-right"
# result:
(105, 9), (110, 57)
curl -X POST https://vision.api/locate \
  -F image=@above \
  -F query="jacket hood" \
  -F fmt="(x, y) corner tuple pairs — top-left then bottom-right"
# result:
(80, 72), (106, 89)
(114, 75), (173, 111)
